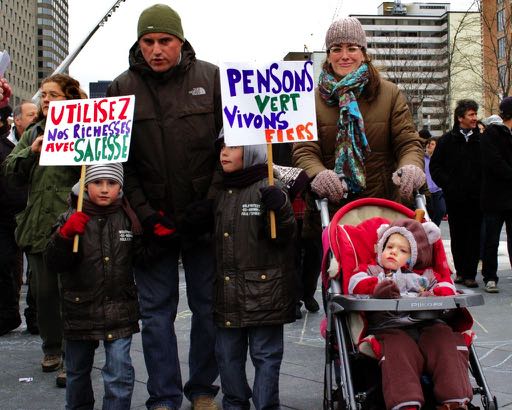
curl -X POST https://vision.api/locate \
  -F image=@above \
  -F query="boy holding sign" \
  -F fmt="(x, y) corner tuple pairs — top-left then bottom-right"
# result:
(213, 131), (296, 410)
(46, 163), (141, 410)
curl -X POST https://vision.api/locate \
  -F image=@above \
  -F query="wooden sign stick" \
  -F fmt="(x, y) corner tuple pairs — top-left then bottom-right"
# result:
(266, 144), (277, 239)
(72, 164), (86, 253)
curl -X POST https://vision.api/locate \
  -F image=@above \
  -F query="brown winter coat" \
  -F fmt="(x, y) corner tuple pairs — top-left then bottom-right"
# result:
(292, 79), (424, 237)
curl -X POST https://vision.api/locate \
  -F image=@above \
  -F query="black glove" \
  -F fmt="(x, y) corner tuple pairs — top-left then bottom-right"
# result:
(182, 199), (214, 234)
(259, 186), (286, 211)
(143, 211), (177, 237)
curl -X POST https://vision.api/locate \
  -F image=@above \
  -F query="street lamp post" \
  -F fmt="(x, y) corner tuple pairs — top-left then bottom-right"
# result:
(32, 0), (127, 100)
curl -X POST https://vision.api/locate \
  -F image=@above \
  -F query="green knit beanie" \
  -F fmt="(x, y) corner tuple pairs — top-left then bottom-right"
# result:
(137, 4), (185, 41)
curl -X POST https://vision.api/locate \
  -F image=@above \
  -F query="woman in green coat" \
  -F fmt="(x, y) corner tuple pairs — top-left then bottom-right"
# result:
(3, 74), (83, 387)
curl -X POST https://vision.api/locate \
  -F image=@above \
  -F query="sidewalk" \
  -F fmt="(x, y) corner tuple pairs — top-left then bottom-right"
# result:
(1, 238), (511, 409)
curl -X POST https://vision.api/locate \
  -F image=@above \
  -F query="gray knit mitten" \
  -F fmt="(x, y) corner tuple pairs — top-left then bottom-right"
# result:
(392, 165), (425, 198)
(311, 170), (347, 203)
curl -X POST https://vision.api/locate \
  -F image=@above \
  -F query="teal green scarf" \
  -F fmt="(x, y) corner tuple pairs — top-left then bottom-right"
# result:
(318, 64), (371, 193)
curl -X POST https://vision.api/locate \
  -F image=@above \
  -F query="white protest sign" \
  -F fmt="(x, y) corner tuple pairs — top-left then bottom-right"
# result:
(40, 95), (135, 166)
(220, 61), (317, 146)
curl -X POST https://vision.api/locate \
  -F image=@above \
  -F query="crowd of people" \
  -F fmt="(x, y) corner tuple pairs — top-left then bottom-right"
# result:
(0, 5), (509, 410)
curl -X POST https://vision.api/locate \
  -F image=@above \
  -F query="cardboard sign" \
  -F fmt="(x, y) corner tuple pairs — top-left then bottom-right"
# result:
(40, 95), (135, 166)
(220, 61), (317, 146)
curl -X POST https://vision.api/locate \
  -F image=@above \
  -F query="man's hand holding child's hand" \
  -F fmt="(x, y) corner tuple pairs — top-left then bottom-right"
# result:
(373, 279), (400, 299)
(59, 212), (90, 239)
(144, 210), (177, 237)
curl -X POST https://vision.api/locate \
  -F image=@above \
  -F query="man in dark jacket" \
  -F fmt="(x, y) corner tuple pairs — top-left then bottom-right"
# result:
(0, 105), (23, 336)
(9, 101), (39, 334)
(480, 98), (512, 293)
(107, 5), (222, 410)
(430, 99), (482, 288)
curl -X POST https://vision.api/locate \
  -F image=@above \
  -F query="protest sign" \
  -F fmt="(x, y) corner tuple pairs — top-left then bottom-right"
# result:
(40, 95), (135, 166)
(220, 61), (317, 238)
(39, 95), (135, 251)
(220, 61), (317, 146)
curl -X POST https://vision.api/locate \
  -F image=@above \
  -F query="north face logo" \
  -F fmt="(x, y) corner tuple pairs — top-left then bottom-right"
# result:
(189, 87), (206, 96)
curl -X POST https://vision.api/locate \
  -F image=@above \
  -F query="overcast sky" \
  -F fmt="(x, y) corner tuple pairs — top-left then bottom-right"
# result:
(68, 0), (476, 92)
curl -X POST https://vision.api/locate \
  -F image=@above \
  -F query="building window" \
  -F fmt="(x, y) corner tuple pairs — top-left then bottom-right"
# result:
(498, 37), (506, 59)
(499, 64), (507, 88)
(497, 9), (505, 32)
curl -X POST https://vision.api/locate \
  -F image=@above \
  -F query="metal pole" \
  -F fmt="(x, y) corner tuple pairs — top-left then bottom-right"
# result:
(32, 0), (127, 100)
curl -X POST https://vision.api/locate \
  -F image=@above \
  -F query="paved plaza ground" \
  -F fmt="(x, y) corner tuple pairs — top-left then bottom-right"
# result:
(1, 224), (511, 409)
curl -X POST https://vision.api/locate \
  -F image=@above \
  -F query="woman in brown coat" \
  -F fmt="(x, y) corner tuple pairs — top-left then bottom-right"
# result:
(292, 17), (425, 239)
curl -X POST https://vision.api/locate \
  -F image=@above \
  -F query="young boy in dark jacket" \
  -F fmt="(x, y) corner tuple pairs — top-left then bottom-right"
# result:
(46, 163), (141, 410)
(214, 135), (296, 410)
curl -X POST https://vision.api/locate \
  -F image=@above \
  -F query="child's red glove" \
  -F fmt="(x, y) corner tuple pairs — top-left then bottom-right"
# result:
(59, 212), (90, 239)
(373, 280), (400, 299)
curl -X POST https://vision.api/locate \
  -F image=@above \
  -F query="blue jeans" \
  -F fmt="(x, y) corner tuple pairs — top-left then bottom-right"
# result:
(482, 210), (512, 284)
(135, 240), (219, 409)
(65, 336), (134, 410)
(216, 325), (283, 410)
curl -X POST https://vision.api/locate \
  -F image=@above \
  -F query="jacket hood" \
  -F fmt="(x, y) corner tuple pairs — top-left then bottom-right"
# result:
(128, 39), (196, 78)
(243, 144), (267, 169)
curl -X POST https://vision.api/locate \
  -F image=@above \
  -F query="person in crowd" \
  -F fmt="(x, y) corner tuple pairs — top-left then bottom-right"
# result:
(430, 99), (482, 288)
(46, 163), (140, 410)
(9, 101), (39, 334)
(0, 104), (23, 336)
(292, 17), (425, 278)
(424, 137), (446, 226)
(349, 218), (471, 410)
(106, 4), (222, 409)
(480, 97), (512, 293)
(214, 137), (296, 410)
(3, 73), (85, 387)
(481, 114), (503, 127)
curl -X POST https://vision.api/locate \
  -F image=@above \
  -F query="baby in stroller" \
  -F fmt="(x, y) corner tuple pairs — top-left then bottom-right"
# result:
(348, 218), (472, 410)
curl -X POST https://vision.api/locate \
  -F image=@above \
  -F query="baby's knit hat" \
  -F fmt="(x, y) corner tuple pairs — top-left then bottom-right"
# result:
(137, 4), (185, 42)
(376, 218), (441, 269)
(84, 163), (124, 187)
(325, 17), (367, 50)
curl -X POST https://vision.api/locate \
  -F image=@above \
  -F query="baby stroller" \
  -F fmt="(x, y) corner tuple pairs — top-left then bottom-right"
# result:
(320, 197), (497, 410)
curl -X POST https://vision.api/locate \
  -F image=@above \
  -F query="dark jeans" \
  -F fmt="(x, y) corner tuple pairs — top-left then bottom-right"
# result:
(482, 210), (512, 284)
(429, 191), (446, 227)
(27, 252), (63, 355)
(24, 267), (38, 326)
(135, 239), (219, 410)
(0, 225), (21, 324)
(445, 200), (482, 280)
(216, 325), (283, 410)
(66, 336), (134, 410)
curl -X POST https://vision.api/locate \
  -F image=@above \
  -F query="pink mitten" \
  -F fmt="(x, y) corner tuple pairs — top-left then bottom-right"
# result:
(392, 165), (425, 198)
(373, 280), (401, 299)
(311, 170), (347, 203)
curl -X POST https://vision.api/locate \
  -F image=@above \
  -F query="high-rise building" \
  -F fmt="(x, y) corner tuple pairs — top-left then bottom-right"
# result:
(89, 80), (112, 98)
(353, 2), (482, 135)
(37, 0), (69, 85)
(0, 0), (38, 106)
